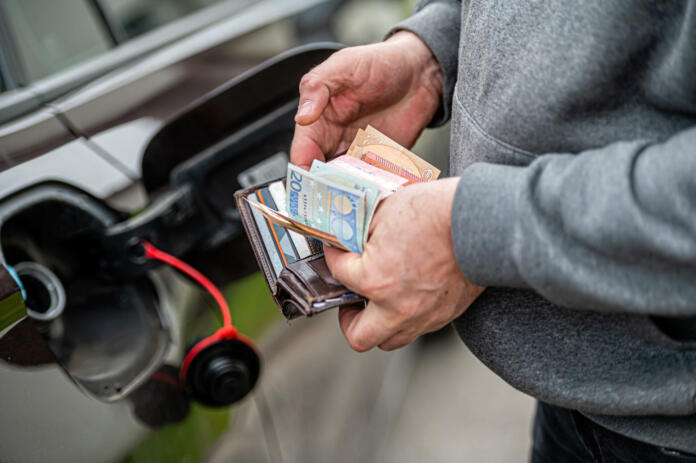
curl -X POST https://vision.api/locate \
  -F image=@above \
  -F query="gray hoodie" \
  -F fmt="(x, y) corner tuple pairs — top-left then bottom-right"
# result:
(393, 0), (696, 453)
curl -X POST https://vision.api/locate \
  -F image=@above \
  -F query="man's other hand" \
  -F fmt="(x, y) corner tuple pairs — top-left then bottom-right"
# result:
(290, 31), (443, 170)
(324, 178), (485, 352)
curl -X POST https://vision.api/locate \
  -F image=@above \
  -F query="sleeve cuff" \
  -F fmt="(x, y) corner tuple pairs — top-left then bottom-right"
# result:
(451, 163), (528, 287)
(386, 1), (461, 127)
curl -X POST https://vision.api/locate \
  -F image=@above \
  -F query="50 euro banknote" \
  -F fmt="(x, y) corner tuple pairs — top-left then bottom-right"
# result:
(346, 125), (440, 183)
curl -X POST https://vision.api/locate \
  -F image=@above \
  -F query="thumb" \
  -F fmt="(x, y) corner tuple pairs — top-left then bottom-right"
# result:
(323, 245), (365, 294)
(295, 71), (331, 126)
(289, 126), (325, 171)
(295, 49), (355, 125)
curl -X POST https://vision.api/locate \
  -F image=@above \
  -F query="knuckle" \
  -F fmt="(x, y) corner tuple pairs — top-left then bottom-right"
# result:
(392, 306), (411, 323)
(333, 48), (353, 61)
(361, 274), (395, 299)
(348, 338), (369, 352)
(299, 72), (323, 91)
(347, 332), (371, 352)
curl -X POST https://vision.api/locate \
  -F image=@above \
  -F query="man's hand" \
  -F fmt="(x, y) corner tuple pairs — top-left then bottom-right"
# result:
(290, 31), (443, 170)
(324, 178), (485, 352)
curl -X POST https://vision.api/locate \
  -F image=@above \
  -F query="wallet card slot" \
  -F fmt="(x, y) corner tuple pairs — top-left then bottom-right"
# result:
(249, 200), (284, 276)
(235, 188), (280, 293)
(256, 187), (300, 265)
(267, 180), (313, 259)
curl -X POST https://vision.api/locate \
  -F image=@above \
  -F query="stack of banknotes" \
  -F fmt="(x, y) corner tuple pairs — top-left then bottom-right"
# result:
(247, 126), (440, 254)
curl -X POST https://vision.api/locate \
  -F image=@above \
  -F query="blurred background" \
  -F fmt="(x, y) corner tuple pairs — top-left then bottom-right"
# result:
(0, 0), (534, 462)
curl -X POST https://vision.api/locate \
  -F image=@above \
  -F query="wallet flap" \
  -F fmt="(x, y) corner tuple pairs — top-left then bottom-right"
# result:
(282, 255), (348, 302)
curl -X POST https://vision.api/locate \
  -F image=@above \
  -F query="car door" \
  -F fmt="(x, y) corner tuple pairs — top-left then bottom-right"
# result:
(48, 0), (332, 208)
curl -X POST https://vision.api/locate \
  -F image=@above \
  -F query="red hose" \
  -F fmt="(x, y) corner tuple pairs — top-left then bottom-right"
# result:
(141, 241), (232, 329)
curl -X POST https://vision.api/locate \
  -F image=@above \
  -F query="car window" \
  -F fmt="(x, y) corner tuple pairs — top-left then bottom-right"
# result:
(3, 0), (114, 83)
(102, 0), (227, 39)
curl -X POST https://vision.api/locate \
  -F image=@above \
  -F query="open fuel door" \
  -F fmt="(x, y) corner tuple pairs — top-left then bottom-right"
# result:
(100, 43), (341, 284)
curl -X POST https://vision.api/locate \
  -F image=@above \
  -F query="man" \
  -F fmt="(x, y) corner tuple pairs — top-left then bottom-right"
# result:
(290, 1), (696, 461)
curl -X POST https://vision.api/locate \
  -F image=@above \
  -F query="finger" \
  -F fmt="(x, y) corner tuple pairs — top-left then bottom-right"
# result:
(337, 304), (362, 335)
(378, 331), (417, 351)
(290, 125), (325, 170)
(323, 245), (365, 293)
(339, 300), (396, 352)
(295, 72), (332, 125)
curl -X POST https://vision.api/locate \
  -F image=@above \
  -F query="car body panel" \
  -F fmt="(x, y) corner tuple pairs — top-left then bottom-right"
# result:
(0, 104), (75, 168)
(51, 0), (327, 178)
(0, 2), (343, 462)
(1, 358), (146, 463)
(0, 137), (134, 199)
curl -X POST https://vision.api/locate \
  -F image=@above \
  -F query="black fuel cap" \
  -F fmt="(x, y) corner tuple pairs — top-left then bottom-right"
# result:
(184, 338), (260, 407)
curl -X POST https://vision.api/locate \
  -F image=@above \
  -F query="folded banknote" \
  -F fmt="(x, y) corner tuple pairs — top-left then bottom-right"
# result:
(246, 126), (440, 253)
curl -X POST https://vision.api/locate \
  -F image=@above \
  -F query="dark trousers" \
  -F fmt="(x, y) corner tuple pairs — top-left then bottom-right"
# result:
(530, 401), (696, 463)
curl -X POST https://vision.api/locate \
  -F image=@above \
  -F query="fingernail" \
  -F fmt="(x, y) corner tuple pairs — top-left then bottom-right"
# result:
(297, 100), (313, 117)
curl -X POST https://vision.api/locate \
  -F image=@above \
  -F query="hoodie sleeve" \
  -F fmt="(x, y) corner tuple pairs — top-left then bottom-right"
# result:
(452, 125), (696, 316)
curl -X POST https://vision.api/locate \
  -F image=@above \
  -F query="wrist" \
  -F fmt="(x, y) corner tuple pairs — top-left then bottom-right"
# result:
(387, 31), (444, 97)
(415, 178), (459, 248)
(439, 177), (459, 240)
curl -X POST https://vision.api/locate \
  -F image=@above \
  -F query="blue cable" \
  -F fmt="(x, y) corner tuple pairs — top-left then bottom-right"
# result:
(6, 265), (26, 301)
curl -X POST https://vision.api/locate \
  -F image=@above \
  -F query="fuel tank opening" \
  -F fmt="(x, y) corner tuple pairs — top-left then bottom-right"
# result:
(13, 261), (66, 322)
(0, 185), (169, 401)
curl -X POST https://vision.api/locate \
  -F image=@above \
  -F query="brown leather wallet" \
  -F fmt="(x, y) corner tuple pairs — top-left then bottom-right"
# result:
(235, 178), (366, 319)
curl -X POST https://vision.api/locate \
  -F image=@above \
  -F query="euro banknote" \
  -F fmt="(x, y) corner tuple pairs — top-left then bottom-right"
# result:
(245, 194), (350, 251)
(246, 126), (440, 254)
(285, 164), (366, 253)
(346, 125), (440, 182)
(309, 159), (382, 246)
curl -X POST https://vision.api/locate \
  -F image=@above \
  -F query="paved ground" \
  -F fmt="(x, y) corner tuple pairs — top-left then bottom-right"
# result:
(208, 313), (535, 463)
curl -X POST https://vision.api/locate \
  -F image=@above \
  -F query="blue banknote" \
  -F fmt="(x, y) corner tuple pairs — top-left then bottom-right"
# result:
(310, 159), (382, 248)
(286, 164), (366, 253)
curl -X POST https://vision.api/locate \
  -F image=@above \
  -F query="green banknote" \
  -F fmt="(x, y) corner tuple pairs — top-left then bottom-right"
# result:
(285, 164), (366, 253)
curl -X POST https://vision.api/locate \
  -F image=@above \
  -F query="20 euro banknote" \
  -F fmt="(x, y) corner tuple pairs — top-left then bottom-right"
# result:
(285, 164), (366, 253)
(309, 159), (382, 246)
